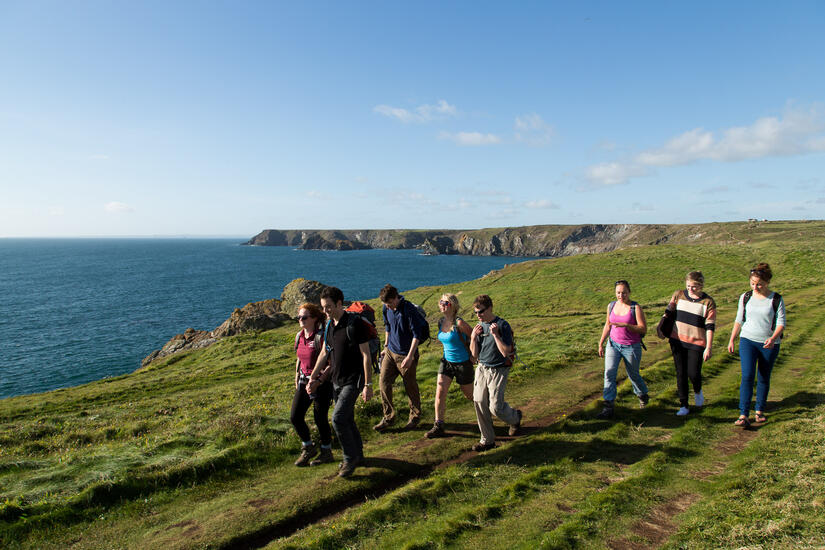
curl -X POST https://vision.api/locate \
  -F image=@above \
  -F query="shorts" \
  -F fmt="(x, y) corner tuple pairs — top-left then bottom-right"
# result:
(438, 358), (474, 385)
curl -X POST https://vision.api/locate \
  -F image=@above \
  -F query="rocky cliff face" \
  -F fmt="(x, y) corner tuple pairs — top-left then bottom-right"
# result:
(244, 224), (683, 257)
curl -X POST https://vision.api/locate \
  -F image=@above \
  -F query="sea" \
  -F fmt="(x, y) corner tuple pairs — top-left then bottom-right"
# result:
(0, 238), (537, 399)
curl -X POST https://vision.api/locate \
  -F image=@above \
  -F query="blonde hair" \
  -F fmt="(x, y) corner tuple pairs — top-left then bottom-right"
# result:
(441, 293), (460, 311)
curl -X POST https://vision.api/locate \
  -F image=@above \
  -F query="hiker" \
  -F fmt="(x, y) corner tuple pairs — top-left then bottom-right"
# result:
(306, 286), (373, 478)
(426, 293), (474, 438)
(657, 271), (716, 416)
(469, 294), (522, 452)
(290, 303), (334, 467)
(727, 263), (785, 428)
(374, 284), (428, 432)
(596, 280), (650, 418)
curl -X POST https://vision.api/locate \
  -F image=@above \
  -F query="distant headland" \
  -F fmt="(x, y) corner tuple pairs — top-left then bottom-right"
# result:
(243, 220), (815, 257)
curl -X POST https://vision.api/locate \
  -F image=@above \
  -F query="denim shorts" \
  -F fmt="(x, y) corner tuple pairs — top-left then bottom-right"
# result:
(438, 357), (474, 385)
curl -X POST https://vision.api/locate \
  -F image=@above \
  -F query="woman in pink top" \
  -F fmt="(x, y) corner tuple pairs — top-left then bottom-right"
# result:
(596, 280), (650, 419)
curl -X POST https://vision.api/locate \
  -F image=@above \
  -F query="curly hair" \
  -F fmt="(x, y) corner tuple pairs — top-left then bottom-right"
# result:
(298, 302), (326, 330)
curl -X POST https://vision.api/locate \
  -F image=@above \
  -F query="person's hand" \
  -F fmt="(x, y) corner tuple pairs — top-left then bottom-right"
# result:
(306, 379), (319, 395)
(401, 355), (413, 370)
(472, 324), (483, 339)
(727, 340), (736, 354)
(763, 338), (776, 349)
(610, 322), (627, 328)
(490, 323), (499, 336)
(703, 347), (713, 361)
(598, 342), (604, 358)
(362, 385), (373, 402)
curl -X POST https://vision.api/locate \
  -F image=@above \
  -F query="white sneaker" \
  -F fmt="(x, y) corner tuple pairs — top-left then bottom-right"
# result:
(676, 407), (690, 416)
(694, 391), (705, 407)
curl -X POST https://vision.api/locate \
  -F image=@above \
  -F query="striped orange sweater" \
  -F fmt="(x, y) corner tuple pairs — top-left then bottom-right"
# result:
(665, 290), (716, 351)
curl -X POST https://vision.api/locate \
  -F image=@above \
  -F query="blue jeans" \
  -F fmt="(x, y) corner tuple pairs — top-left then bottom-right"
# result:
(332, 383), (364, 462)
(738, 338), (780, 416)
(604, 340), (648, 402)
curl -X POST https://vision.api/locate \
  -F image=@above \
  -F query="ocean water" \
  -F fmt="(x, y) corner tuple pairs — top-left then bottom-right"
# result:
(0, 239), (535, 399)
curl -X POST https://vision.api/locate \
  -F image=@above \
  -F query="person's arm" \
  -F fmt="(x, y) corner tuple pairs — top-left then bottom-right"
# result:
(598, 305), (611, 357)
(490, 322), (512, 357)
(401, 338), (420, 369)
(727, 322), (742, 353)
(295, 358), (301, 388)
(306, 346), (329, 395)
(764, 297), (785, 349)
(703, 330), (714, 361)
(359, 341), (373, 402)
(470, 324), (482, 362)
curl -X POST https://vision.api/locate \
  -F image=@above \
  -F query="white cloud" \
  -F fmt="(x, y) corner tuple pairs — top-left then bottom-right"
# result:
(514, 113), (554, 146)
(104, 201), (134, 213)
(584, 104), (825, 186)
(439, 131), (502, 146)
(373, 99), (457, 124)
(524, 199), (559, 209)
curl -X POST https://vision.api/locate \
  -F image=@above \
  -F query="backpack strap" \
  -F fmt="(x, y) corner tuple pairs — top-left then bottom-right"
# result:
(630, 301), (638, 324)
(324, 320), (333, 353)
(608, 300), (616, 316)
(741, 290), (754, 324)
(771, 292), (782, 331)
(294, 330), (301, 352)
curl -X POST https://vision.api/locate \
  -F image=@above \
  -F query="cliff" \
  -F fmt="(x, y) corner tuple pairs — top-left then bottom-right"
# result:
(243, 222), (757, 257)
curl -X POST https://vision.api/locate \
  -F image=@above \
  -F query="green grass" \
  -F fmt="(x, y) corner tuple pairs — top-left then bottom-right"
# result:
(2, 221), (825, 549)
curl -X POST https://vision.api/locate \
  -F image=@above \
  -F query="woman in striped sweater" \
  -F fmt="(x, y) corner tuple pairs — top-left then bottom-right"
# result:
(657, 271), (716, 416)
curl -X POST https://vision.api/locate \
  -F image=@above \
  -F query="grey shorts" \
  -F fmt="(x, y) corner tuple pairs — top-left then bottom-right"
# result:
(438, 358), (474, 385)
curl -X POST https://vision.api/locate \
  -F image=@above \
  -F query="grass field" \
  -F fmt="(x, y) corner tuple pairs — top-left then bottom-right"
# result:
(2, 220), (824, 549)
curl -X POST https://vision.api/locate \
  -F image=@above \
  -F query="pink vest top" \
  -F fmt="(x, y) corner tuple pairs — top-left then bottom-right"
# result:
(609, 307), (642, 345)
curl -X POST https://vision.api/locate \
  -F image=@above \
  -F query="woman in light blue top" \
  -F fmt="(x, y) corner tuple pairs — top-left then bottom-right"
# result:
(425, 293), (474, 438)
(727, 263), (785, 427)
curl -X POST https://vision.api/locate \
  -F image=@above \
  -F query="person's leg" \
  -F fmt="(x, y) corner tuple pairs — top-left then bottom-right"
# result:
(434, 373), (452, 423)
(621, 343), (649, 397)
(331, 384), (361, 463)
(312, 381), (334, 446)
(686, 348), (703, 394)
(454, 360), (475, 400)
(603, 341), (621, 402)
(473, 366), (495, 445)
(755, 343), (780, 415)
(290, 382), (313, 443)
(378, 351), (400, 423)
(670, 342), (690, 408)
(487, 367), (519, 426)
(398, 351), (422, 423)
(738, 338), (758, 417)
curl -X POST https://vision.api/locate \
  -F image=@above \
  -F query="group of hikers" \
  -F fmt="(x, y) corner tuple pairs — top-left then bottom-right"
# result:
(288, 263), (785, 478)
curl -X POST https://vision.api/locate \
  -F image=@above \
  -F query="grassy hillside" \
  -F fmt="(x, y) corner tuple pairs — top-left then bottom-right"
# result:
(2, 222), (824, 549)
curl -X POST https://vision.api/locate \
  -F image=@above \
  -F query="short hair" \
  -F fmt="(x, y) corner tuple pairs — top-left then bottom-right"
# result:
(614, 280), (631, 292)
(473, 294), (493, 310)
(750, 263), (773, 282)
(441, 293), (460, 311)
(686, 271), (704, 285)
(298, 302), (326, 329)
(379, 284), (399, 303)
(320, 286), (344, 305)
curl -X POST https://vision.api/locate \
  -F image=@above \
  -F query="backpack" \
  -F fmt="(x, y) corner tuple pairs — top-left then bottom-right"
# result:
(608, 300), (647, 350)
(383, 300), (431, 344)
(324, 302), (381, 374)
(742, 291), (783, 330)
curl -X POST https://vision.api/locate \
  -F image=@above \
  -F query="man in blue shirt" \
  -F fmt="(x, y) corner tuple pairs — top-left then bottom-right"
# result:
(375, 284), (426, 431)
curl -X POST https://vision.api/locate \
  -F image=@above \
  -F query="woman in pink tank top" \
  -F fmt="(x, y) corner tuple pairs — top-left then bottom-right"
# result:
(596, 280), (650, 419)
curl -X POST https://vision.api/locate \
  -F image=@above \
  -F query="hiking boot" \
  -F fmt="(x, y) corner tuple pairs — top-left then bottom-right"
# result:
(338, 456), (361, 478)
(373, 418), (394, 432)
(638, 394), (650, 409)
(508, 409), (523, 436)
(471, 441), (496, 452)
(309, 447), (334, 466)
(676, 406), (690, 416)
(596, 401), (615, 419)
(404, 417), (421, 430)
(294, 443), (317, 467)
(425, 421), (445, 439)
(694, 391), (705, 407)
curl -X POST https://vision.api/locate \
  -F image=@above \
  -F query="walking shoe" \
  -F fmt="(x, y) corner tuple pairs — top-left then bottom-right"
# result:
(638, 394), (650, 409)
(694, 391), (705, 407)
(294, 443), (318, 467)
(508, 409), (523, 436)
(676, 407), (690, 416)
(404, 416), (421, 430)
(596, 401), (615, 419)
(471, 441), (496, 452)
(373, 418), (394, 432)
(425, 421), (445, 439)
(338, 456), (362, 478)
(309, 447), (334, 466)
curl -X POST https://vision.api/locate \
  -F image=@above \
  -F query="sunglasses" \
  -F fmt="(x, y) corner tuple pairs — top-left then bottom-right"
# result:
(297, 315), (312, 321)
(439, 300), (451, 307)
(474, 306), (488, 316)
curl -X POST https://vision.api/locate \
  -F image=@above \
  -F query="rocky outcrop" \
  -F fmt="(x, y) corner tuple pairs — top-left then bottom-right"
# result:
(212, 299), (290, 338)
(141, 328), (218, 367)
(279, 278), (326, 317)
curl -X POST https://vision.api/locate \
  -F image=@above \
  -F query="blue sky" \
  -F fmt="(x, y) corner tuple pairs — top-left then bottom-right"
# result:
(1, 1), (824, 237)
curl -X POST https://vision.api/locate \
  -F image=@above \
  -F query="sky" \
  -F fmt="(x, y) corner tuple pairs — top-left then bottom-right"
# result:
(1, 1), (824, 237)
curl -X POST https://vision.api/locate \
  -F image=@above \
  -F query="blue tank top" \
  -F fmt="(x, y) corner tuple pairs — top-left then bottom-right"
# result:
(438, 320), (470, 363)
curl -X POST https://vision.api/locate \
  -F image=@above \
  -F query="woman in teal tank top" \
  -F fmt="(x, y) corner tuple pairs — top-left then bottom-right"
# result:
(425, 293), (475, 438)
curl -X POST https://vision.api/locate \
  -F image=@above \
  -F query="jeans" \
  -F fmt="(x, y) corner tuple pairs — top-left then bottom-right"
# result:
(603, 340), (648, 402)
(290, 379), (333, 445)
(738, 337), (780, 416)
(670, 341), (703, 408)
(332, 383), (364, 462)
